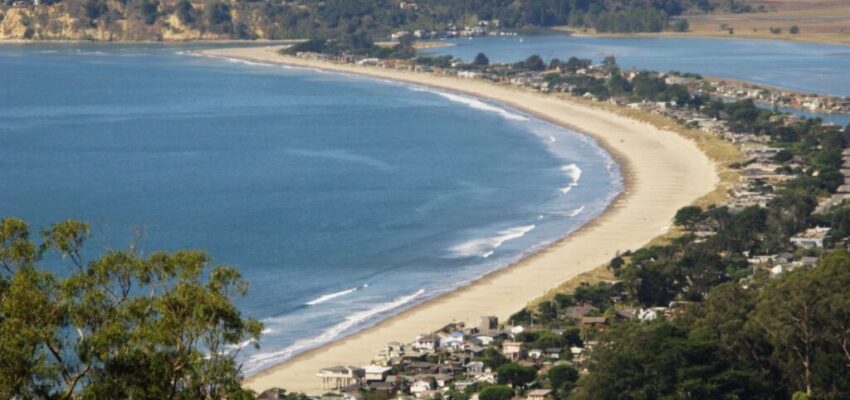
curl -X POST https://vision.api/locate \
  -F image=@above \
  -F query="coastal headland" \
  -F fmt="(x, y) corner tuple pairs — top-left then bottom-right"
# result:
(200, 46), (719, 394)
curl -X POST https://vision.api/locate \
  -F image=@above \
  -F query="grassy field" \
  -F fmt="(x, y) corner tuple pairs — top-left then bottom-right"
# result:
(679, 0), (850, 44)
(558, 0), (850, 45)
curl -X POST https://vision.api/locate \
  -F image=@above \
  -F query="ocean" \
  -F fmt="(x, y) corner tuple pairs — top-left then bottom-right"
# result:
(0, 44), (620, 373)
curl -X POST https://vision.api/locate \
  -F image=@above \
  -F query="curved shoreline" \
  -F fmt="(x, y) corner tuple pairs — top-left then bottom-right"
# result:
(201, 46), (719, 393)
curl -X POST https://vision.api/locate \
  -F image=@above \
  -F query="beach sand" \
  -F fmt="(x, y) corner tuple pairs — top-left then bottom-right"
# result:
(201, 46), (720, 394)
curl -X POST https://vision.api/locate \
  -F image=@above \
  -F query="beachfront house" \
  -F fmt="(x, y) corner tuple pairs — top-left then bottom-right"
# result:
(440, 331), (465, 349)
(502, 341), (526, 361)
(364, 365), (392, 382)
(317, 366), (365, 391)
(414, 333), (440, 352)
(480, 315), (499, 331)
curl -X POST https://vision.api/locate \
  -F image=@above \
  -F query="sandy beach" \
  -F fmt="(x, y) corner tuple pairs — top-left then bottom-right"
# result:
(200, 46), (719, 394)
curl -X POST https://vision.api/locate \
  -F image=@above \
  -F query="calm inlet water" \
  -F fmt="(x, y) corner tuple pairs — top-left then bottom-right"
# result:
(422, 35), (850, 98)
(0, 45), (620, 372)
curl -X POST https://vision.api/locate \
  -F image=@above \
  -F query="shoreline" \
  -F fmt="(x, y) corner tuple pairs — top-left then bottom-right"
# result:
(200, 46), (719, 393)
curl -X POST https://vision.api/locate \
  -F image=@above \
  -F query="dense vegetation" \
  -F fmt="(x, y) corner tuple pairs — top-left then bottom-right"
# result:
(0, 218), (262, 399)
(494, 59), (850, 397)
(2, 0), (755, 41)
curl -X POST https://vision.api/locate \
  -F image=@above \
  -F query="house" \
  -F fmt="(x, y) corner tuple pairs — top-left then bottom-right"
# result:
(406, 361), (439, 374)
(317, 366), (365, 391)
(564, 304), (597, 320)
(480, 315), (498, 331)
(544, 348), (562, 359)
(502, 341), (526, 361)
(510, 325), (525, 335)
(528, 389), (552, 400)
(368, 381), (398, 396)
(580, 316), (608, 329)
(414, 333), (440, 352)
(528, 348), (544, 359)
(790, 227), (831, 248)
(471, 334), (495, 346)
(440, 331), (465, 349)
(434, 374), (454, 387)
(364, 365), (392, 382)
(465, 361), (485, 376)
(409, 378), (435, 396)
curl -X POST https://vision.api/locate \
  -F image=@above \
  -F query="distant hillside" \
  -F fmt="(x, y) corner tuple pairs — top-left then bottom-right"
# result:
(0, 0), (753, 41)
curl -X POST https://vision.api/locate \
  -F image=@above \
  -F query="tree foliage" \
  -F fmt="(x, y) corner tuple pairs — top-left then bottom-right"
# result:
(0, 218), (262, 399)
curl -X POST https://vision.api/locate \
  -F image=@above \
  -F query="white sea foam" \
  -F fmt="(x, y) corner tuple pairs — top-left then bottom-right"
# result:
(568, 206), (586, 217)
(450, 225), (536, 258)
(559, 164), (582, 194)
(245, 289), (426, 373)
(305, 284), (367, 306)
(409, 87), (530, 122)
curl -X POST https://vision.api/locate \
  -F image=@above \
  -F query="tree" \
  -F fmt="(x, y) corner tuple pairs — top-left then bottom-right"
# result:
(496, 363), (537, 388)
(673, 19), (689, 32)
(472, 52), (490, 66)
(674, 205), (703, 231)
(523, 54), (546, 71)
(478, 385), (514, 400)
(547, 364), (578, 390)
(789, 25), (800, 34)
(0, 218), (262, 399)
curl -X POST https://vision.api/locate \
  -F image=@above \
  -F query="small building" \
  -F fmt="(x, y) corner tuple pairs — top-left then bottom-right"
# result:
(528, 348), (544, 359)
(528, 389), (552, 400)
(502, 341), (526, 361)
(544, 348), (562, 359)
(580, 316), (608, 329)
(564, 304), (597, 320)
(317, 366), (365, 391)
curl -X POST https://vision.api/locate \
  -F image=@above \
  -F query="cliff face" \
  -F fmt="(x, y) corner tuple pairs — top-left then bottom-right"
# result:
(0, 0), (240, 41)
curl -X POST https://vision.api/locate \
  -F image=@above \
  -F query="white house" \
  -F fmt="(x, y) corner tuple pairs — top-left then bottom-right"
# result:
(414, 333), (440, 353)
(363, 365), (392, 382)
(440, 331), (465, 349)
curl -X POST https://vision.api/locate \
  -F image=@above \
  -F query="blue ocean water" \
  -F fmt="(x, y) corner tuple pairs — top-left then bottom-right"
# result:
(421, 35), (850, 97)
(0, 44), (620, 372)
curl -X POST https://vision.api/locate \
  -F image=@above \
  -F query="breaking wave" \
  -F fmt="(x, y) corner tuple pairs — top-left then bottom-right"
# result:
(559, 164), (582, 194)
(450, 225), (536, 258)
(306, 284), (368, 306)
(409, 87), (530, 122)
(245, 289), (426, 373)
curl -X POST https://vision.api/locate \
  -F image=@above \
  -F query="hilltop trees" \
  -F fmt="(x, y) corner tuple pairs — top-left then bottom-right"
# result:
(0, 218), (262, 399)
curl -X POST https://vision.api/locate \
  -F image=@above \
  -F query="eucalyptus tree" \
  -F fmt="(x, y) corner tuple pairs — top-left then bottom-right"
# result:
(0, 218), (262, 399)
